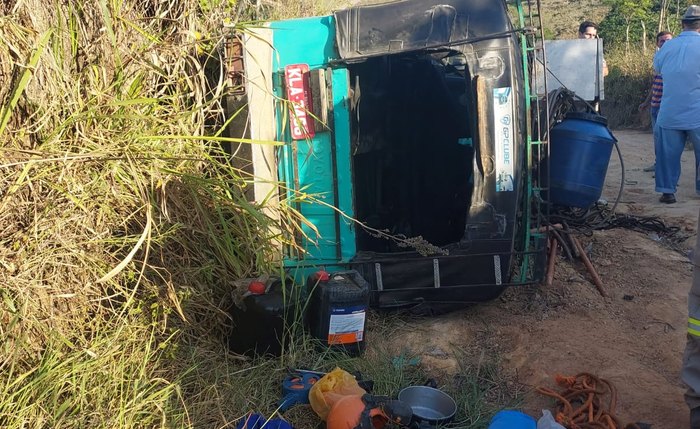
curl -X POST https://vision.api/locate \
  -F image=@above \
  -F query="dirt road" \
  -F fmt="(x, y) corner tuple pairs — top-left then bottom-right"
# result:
(384, 129), (696, 428)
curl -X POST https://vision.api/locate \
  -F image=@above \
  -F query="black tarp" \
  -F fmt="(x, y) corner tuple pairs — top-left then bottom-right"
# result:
(333, 0), (513, 60)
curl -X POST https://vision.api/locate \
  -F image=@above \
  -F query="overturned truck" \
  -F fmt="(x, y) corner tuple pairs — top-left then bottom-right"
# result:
(224, 0), (549, 309)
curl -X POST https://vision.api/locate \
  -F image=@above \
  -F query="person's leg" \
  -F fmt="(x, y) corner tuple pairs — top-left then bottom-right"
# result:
(644, 107), (660, 172)
(684, 209), (700, 427)
(655, 126), (686, 195)
(689, 127), (700, 195)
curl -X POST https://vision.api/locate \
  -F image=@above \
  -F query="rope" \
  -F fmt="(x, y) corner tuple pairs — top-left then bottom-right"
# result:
(536, 373), (641, 429)
(549, 203), (687, 246)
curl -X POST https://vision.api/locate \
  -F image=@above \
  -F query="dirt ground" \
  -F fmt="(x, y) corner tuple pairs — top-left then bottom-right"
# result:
(384, 129), (698, 428)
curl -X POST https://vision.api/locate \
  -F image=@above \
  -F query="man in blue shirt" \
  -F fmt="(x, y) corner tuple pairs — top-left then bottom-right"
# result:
(668, 7), (700, 428)
(653, 5), (700, 205)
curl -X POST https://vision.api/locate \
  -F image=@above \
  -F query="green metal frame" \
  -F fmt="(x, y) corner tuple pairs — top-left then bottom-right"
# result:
(514, 0), (549, 284)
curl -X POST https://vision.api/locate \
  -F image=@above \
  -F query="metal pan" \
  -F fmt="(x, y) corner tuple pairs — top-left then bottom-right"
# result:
(397, 385), (456, 425)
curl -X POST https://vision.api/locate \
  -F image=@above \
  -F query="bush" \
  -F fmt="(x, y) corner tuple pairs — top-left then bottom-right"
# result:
(601, 47), (655, 129)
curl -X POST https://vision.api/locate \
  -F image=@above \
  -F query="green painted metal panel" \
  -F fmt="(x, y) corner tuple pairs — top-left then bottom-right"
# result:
(267, 16), (356, 266)
(270, 16), (338, 68)
(330, 68), (356, 261)
(295, 134), (338, 261)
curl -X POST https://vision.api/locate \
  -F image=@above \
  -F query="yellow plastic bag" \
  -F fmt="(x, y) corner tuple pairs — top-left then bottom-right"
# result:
(309, 367), (367, 421)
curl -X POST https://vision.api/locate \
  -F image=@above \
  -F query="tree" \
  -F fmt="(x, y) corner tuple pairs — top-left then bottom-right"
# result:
(658, 0), (669, 33)
(603, 0), (654, 53)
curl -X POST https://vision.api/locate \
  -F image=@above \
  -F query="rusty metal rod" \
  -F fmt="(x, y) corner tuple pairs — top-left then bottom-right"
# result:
(571, 236), (607, 297)
(530, 223), (564, 234)
(546, 237), (558, 287)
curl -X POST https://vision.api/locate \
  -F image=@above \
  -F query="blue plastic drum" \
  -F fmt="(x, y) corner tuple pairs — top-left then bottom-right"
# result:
(549, 112), (617, 208)
(488, 410), (536, 429)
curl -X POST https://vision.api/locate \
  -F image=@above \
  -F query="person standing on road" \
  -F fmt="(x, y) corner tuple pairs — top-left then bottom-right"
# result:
(638, 31), (673, 172)
(670, 7), (700, 428)
(652, 5), (700, 205)
(688, 208), (700, 429)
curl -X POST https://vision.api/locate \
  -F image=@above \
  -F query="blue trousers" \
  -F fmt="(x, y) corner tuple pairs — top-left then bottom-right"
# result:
(650, 107), (659, 164)
(653, 126), (700, 194)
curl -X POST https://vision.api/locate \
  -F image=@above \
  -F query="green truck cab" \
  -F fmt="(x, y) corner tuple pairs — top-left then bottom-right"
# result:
(224, 0), (548, 309)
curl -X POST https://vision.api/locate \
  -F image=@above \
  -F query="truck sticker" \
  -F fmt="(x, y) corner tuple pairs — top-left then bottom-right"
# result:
(493, 87), (514, 192)
(284, 63), (315, 140)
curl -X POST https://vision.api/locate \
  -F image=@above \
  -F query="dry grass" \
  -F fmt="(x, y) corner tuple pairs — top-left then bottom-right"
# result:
(0, 0), (310, 427)
(540, 0), (610, 39)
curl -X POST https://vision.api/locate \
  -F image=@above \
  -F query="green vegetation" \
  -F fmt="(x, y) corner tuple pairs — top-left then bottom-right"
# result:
(599, 0), (698, 127)
(600, 0), (691, 47)
(601, 47), (655, 128)
(0, 0), (293, 426)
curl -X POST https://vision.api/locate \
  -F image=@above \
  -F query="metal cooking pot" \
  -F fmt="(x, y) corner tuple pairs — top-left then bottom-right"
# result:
(397, 384), (456, 425)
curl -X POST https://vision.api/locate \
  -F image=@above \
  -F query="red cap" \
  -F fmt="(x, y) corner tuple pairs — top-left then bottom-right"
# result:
(247, 281), (266, 295)
(314, 270), (330, 281)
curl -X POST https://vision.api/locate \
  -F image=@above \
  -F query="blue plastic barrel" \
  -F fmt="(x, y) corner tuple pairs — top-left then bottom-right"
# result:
(549, 112), (617, 208)
(488, 410), (536, 429)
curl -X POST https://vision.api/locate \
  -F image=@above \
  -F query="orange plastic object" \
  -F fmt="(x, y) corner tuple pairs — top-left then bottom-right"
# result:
(326, 395), (388, 429)
(309, 368), (367, 420)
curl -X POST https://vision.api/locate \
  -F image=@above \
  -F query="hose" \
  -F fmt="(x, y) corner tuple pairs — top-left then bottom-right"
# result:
(536, 373), (642, 429)
(543, 89), (648, 240)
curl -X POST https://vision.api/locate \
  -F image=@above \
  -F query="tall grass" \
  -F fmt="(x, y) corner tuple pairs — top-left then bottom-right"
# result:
(0, 0), (307, 427)
(1, 316), (184, 427)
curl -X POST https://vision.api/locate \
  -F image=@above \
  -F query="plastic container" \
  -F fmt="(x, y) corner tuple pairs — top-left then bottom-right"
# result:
(549, 112), (617, 208)
(228, 277), (303, 357)
(537, 410), (566, 429)
(307, 270), (370, 356)
(488, 410), (536, 429)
